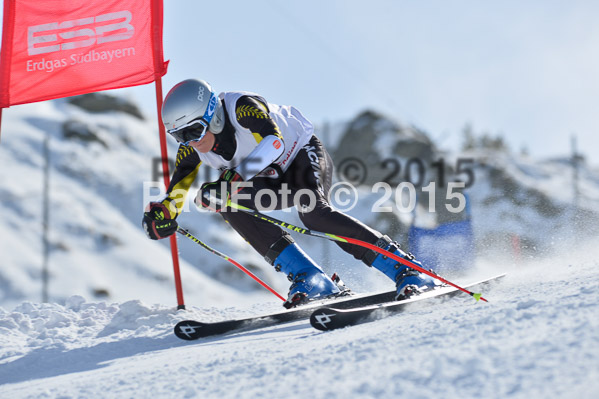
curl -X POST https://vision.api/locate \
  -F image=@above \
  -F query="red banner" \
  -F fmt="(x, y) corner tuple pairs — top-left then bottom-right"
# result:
(0, 0), (168, 108)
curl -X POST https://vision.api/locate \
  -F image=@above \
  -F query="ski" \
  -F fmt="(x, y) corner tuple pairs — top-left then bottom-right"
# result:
(310, 274), (506, 331)
(174, 289), (398, 341)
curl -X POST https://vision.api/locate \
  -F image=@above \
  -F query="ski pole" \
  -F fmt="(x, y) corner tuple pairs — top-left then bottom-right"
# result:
(225, 201), (488, 302)
(176, 227), (286, 302)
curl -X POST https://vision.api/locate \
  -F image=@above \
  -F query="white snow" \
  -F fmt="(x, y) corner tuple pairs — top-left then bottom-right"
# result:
(1, 96), (599, 398)
(0, 98), (276, 310)
(0, 241), (598, 398)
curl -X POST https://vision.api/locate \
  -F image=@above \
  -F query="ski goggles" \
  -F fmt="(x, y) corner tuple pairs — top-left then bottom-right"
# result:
(168, 118), (210, 145)
(167, 91), (219, 145)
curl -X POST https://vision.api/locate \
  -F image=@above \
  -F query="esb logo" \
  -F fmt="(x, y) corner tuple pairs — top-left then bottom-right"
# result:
(27, 11), (134, 56)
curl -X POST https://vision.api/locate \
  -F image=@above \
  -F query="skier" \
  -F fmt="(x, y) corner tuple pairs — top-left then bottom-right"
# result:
(143, 79), (439, 307)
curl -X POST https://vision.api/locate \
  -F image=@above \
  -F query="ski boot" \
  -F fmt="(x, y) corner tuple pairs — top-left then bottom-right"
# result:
(267, 237), (342, 308)
(364, 235), (441, 300)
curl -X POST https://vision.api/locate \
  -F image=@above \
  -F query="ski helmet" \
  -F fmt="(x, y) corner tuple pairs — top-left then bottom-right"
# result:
(161, 79), (225, 143)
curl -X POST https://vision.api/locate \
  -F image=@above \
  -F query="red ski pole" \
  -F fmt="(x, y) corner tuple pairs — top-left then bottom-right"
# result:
(177, 227), (285, 302)
(227, 202), (487, 302)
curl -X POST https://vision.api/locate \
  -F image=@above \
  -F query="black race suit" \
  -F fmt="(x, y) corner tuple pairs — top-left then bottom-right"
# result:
(160, 94), (381, 264)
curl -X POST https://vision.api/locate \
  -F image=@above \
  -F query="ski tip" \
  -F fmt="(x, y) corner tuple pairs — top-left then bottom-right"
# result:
(310, 308), (340, 331)
(174, 320), (209, 341)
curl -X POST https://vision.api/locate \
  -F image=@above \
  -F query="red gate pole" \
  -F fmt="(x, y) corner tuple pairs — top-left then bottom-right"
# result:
(155, 77), (185, 310)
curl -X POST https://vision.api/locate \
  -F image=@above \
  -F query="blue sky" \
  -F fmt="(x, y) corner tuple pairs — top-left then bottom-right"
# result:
(4, 1), (599, 163)
(135, 0), (599, 163)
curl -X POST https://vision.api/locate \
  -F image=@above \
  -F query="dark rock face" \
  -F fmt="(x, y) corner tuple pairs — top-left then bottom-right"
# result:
(68, 93), (145, 120)
(334, 110), (436, 187)
(328, 110), (599, 256)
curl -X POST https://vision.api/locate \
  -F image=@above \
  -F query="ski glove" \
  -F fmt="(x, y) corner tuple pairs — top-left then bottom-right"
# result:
(142, 202), (178, 240)
(197, 169), (243, 212)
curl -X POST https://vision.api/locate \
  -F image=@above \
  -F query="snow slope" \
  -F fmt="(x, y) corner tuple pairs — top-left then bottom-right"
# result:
(1, 95), (598, 399)
(1, 240), (597, 399)
(2, 96), (598, 310)
(0, 97), (276, 310)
